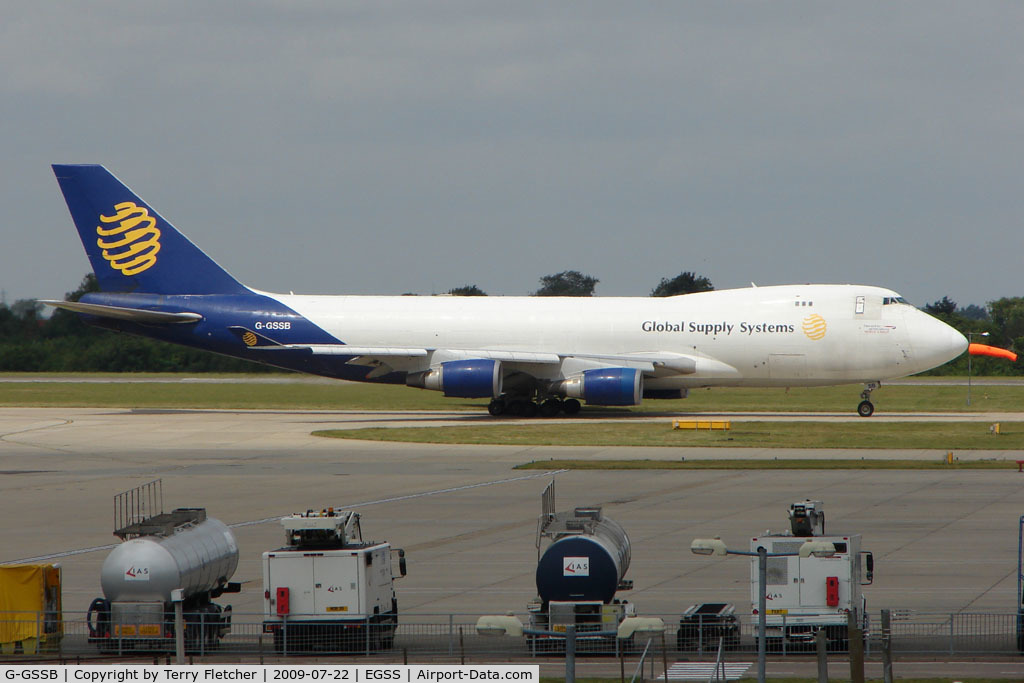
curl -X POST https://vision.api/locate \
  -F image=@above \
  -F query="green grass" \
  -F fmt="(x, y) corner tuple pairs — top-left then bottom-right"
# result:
(514, 458), (1013, 470)
(0, 376), (476, 411)
(314, 421), (1024, 450)
(0, 373), (1019, 413)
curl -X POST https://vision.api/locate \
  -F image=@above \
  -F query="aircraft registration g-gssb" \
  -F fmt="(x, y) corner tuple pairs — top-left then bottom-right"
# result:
(45, 164), (968, 418)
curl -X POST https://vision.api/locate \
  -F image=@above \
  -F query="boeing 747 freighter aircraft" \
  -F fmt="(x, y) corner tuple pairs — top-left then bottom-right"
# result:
(45, 164), (969, 417)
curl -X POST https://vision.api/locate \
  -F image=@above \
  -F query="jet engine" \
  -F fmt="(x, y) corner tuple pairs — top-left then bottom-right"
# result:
(555, 367), (643, 406)
(406, 359), (503, 398)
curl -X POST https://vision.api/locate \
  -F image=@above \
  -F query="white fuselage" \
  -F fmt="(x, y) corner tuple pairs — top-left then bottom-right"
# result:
(270, 284), (966, 390)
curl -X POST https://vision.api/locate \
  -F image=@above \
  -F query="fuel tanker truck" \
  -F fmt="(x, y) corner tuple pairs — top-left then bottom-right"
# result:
(526, 483), (635, 652)
(86, 507), (240, 652)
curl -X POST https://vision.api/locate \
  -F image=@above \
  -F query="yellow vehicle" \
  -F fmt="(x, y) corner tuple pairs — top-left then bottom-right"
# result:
(0, 564), (62, 654)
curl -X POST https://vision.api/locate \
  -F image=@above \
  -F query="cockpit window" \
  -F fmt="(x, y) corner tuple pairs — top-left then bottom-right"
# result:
(883, 296), (910, 305)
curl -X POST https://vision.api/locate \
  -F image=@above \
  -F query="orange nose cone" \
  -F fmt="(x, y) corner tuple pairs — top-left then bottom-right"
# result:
(968, 343), (1018, 361)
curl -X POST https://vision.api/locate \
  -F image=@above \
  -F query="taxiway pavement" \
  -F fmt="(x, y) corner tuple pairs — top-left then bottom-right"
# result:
(2, 406), (1024, 626)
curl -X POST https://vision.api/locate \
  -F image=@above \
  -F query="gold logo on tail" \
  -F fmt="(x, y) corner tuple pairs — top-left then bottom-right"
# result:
(96, 202), (161, 276)
(802, 314), (827, 341)
(241, 331), (258, 347)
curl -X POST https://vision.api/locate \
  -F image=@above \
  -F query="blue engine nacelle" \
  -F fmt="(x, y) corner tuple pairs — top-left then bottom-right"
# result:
(557, 368), (643, 406)
(405, 359), (503, 398)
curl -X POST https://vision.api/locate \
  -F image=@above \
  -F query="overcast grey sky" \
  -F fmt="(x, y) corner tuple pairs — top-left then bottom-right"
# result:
(3, 2), (1022, 308)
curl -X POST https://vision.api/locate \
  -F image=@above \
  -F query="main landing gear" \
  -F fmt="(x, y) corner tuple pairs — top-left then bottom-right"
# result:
(487, 395), (581, 418)
(857, 382), (879, 417)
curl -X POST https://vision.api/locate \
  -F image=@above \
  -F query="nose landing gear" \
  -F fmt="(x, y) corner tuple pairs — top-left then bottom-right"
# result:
(857, 382), (879, 417)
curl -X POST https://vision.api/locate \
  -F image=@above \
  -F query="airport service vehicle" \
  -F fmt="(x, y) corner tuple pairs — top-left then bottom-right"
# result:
(262, 509), (406, 653)
(86, 502), (239, 652)
(0, 564), (62, 654)
(750, 501), (873, 651)
(527, 484), (635, 652)
(46, 165), (972, 417)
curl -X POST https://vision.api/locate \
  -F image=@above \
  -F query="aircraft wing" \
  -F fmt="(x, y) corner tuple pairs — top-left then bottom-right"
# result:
(231, 330), (722, 377)
(40, 300), (202, 324)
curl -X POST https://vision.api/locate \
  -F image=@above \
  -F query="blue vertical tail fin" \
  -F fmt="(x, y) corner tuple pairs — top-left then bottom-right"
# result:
(52, 164), (249, 295)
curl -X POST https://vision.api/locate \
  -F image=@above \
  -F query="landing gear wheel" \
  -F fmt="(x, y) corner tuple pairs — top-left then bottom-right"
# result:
(858, 382), (879, 417)
(487, 398), (506, 416)
(562, 398), (582, 415)
(540, 398), (562, 417)
(521, 401), (539, 418)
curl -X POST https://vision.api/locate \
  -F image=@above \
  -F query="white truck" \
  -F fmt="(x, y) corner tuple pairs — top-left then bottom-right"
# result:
(262, 509), (406, 654)
(750, 501), (873, 651)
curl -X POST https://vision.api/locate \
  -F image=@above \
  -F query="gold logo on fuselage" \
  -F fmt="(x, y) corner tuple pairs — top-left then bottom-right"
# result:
(96, 202), (161, 276)
(802, 314), (827, 341)
(241, 331), (258, 347)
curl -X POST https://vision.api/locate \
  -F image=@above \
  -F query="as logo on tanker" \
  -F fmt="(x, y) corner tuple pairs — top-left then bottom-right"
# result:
(124, 565), (150, 581)
(802, 314), (827, 341)
(563, 556), (589, 577)
(96, 201), (162, 276)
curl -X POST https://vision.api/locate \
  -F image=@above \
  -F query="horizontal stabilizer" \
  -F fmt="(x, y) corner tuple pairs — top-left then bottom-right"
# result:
(40, 299), (201, 324)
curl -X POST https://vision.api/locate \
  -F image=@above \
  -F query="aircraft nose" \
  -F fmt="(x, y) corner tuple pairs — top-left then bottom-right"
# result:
(909, 312), (968, 370)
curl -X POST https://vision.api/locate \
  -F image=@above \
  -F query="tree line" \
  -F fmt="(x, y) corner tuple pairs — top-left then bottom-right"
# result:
(0, 271), (1019, 374)
(0, 274), (275, 373)
(448, 269), (712, 297)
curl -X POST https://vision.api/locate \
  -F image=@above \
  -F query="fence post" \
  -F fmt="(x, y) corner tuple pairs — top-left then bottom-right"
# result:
(661, 632), (668, 683)
(847, 610), (864, 683)
(815, 629), (827, 683)
(881, 609), (892, 683)
(565, 624), (576, 683)
(173, 599), (184, 665)
(949, 614), (954, 656)
(448, 614), (454, 656)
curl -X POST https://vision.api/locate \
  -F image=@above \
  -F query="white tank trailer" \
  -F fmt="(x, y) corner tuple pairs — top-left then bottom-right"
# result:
(527, 482), (636, 652)
(87, 508), (240, 652)
(534, 508), (631, 604)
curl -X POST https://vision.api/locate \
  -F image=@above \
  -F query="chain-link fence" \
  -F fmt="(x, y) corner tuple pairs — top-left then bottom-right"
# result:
(1, 611), (1021, 661)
